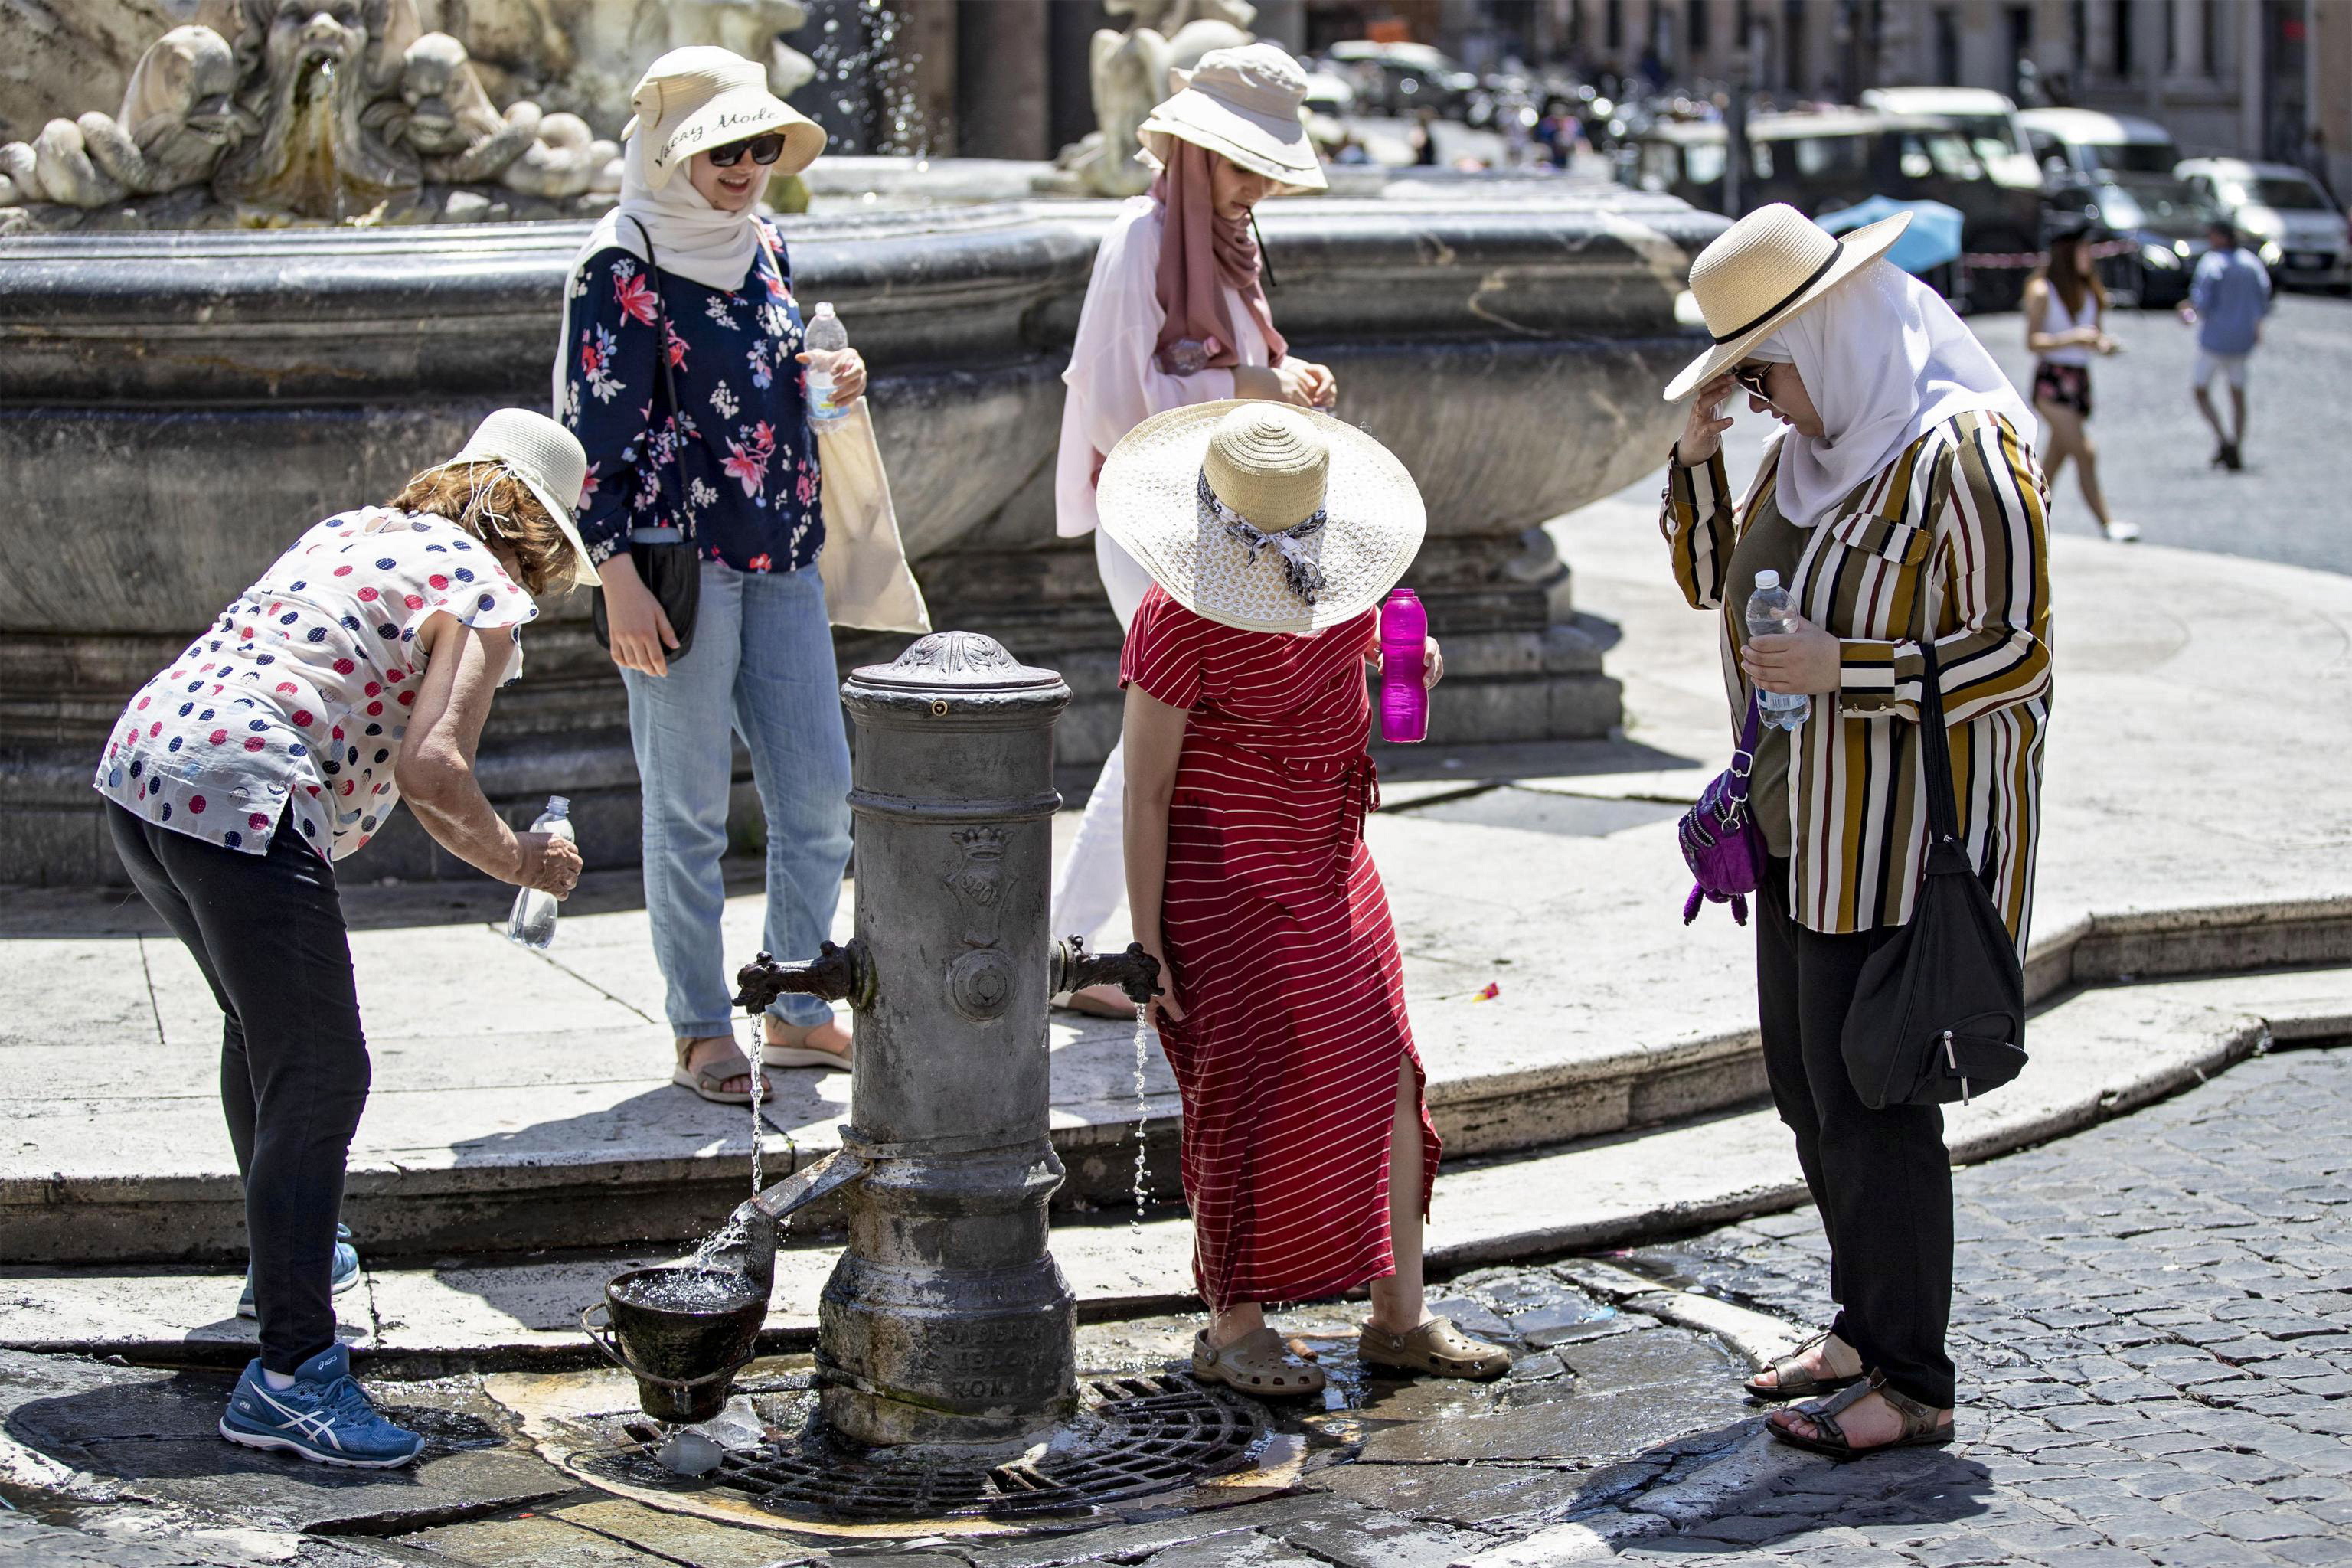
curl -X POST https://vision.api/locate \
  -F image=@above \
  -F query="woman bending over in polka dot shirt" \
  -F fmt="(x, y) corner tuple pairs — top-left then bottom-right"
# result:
(93, 411), (592, 1468)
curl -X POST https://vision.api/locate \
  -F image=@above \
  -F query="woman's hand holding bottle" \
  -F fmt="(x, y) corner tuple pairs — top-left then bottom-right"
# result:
(795, 347), (866, 403)
(596, 555), (679, 678)
(513, 831), (583, 897)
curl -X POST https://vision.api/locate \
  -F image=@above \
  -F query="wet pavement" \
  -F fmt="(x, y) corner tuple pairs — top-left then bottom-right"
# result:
(5, 1040), (2348, 1566)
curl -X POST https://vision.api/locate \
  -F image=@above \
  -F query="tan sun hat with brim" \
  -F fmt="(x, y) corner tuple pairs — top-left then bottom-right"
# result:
(1099, 401), (1425, 635)
(1663, 202), (1914, 402)
(624, 46), (826, 190)
(419, 408), (599, 590)
(1138, 43), (1328, 194)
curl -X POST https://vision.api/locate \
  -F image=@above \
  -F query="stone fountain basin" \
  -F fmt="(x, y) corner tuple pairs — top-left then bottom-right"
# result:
(0, 185), (1726, 882)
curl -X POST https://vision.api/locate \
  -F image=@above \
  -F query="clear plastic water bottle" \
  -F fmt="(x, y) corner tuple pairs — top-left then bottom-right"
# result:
(1379, 587), (1429, 743)
(1745, 571), (1810, 730)
(505, 795), (573, 949)
(803, 302), (850, 424)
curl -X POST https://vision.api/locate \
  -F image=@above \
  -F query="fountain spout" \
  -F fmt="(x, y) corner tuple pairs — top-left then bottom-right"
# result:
(733, 940), (872, 1013)
(1049, 937), (1163, 1009)
(700, 1151), (872, 1299)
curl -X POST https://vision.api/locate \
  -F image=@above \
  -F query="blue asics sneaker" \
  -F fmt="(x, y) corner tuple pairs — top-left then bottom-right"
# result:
(219, 1344), (423, 1468)
(237, 1224), (360, 1318)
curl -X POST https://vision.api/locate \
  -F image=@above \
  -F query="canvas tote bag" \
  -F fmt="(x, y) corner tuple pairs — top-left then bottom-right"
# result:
(813, 397), (929, 635)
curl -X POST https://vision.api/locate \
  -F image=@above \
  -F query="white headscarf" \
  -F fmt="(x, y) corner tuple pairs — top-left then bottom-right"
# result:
(551, 132), (767, 410)
(1749, 260), (2037, 528)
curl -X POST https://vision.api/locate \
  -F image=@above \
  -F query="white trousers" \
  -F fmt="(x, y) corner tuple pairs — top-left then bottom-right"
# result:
(1050, 528), (1158, 952)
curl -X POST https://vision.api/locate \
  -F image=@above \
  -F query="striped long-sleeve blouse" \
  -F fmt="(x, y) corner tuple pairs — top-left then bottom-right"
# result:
(1661, 408), (2053, 941)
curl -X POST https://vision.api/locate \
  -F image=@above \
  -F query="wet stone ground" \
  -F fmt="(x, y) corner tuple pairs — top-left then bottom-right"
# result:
(4, 1045), (2350, 1567)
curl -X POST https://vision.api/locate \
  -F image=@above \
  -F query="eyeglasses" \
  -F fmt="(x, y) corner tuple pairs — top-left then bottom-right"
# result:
(1731, 361), (1775, 400)
(708, 133), (786, 168)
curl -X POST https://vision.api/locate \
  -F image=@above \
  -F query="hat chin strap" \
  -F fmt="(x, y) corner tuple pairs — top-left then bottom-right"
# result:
(1199, 471), (1327, 606)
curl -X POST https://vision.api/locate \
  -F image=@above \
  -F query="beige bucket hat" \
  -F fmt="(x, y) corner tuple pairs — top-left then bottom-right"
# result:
(1139, 43), (1328, 194)
(624, 46), (825, 190)
(1098, 401), (1424, 634)
(423, 409), (597, 590)
(1663, 202), (1913, 402)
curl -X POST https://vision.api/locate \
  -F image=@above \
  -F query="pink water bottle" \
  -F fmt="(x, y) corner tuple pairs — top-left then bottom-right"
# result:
(1379, 588), (1429, 744)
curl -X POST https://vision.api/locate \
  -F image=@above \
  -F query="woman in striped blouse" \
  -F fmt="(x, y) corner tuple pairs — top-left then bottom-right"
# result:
(1660, 206), (2053, 1459)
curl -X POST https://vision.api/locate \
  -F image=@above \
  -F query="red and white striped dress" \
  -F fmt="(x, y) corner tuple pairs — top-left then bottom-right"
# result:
(1122, 585), (1439, 1312)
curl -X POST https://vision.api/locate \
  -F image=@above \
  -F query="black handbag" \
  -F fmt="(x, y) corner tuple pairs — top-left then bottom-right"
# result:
(590, 217), (702, 664)
(1839, 639), (2028, 1109)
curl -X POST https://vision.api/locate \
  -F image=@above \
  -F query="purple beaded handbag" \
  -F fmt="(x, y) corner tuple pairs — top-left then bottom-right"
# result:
(1678, 697), (1768, 926)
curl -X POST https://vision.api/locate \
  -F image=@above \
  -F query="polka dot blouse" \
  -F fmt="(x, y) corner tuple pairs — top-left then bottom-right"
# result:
(93, 508), (537, 861)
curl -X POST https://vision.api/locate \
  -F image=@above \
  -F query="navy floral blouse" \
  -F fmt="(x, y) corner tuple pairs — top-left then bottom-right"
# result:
(559, 217), (824, 574)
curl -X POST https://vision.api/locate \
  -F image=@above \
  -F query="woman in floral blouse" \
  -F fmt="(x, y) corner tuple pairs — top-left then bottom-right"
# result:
(557, 47), (861, 1101)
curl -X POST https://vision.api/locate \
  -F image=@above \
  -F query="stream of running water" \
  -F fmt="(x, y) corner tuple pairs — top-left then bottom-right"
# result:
(1131, 1007), (1150, 1229)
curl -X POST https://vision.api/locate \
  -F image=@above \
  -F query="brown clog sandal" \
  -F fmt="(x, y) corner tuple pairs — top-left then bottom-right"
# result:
(1766, 1371), (1955, 1461)
(1358, 1316), (1512, 1381)
(671, 1037), (769, 1105)
(1191, 1327), (1327, 1398)
(1743, 1329), (1866, 1403)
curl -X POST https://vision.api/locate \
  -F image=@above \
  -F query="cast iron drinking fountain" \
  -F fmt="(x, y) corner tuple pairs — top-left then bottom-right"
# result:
(577, 632), (1272, 1526)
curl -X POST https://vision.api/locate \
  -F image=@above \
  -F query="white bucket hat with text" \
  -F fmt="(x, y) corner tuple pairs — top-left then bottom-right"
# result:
(624, 46), (825, 189)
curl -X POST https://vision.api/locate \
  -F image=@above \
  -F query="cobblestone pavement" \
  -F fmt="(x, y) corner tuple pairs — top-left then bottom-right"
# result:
(5, 1043), (2347, 1566)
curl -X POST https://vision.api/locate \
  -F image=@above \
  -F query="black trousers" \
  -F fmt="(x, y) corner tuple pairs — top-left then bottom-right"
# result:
(1756, 858), (1956, 1409)
(107, 803), (368, 1374)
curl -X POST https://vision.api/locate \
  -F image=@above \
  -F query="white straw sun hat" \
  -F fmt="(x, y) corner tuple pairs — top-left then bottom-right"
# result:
(1138, 43), (1328, 194)
(422, 409), (597, 590)
(623, 46), (825, 189)
(1663, 202), (1914, 402)
(1099, 401), (1424, 634)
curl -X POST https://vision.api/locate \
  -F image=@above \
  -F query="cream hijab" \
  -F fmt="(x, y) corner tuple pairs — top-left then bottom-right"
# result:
(1749, 260), (2037, 528)
(550, 132), (767, 409)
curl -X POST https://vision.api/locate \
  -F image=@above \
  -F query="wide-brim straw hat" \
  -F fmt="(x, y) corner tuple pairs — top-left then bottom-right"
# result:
(1099, 401), (1424, 634)
(1663, 202), (1913, 402)
(624, 46), (825, 189)
(1138, 43), (1328, 194)
(423, 409), (597, 590)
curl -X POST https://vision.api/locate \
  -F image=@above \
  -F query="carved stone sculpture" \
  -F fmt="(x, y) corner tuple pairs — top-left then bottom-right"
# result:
(1054, 0), (1257, 198)
(210, 0), (422, 217)
(0, 25), (246, 209)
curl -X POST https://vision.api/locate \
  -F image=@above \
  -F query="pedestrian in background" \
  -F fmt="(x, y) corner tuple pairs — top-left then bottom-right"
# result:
(1661, 204), (2052, 1459)
(95, 410), (591, 1466)
(2180, 217), (2272, 472)
(557, 47), (861, 1102)
(1103, 401), (1510, 1396)
(1049, 43), (1337, 1015)
(2024, 214), (2135, 541)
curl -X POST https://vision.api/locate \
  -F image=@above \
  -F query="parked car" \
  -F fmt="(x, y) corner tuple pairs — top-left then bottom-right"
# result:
(2175, 157), (2350, 289)
(2020, 108), (2216, 306)
(1323, 41), (1478, 119)
(1861, 86), (2044, 193)
(1625, 109), (2043, 308)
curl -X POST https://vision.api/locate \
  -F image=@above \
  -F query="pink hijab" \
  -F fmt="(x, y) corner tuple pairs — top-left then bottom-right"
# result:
(1151, 141), (1286, 372)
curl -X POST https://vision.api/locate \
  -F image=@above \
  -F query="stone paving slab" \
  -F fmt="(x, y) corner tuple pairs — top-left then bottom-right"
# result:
(8, 965), (2342, 1368)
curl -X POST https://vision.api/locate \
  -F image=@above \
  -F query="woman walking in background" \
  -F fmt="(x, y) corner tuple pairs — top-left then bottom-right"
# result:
(96, 410), (590, 1466)
(2025, 214), (2135, 541)
(1660, 205), (2052, 1458)
(1049, 42), (1338, 1014)
(1102, 401), (1509, 1395)
(559, 47), (862, 1101)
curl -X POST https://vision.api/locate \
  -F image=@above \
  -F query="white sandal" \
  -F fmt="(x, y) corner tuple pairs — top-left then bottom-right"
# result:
(760, 1017), (853, 1071)
(671, 1037), (769, 1105)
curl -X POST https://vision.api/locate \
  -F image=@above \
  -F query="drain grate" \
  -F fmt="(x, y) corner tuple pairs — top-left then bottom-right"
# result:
(624, 1374), (1266, 1524)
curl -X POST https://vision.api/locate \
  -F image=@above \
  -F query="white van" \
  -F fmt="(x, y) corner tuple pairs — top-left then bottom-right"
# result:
(1863, 87), (2041, 193)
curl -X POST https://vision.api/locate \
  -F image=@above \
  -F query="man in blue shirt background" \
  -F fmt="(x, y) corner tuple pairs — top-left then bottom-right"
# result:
(2180, 219), (2273, 472)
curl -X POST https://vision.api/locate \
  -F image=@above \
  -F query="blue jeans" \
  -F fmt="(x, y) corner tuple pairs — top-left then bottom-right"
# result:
(622, 560), (852, 1037)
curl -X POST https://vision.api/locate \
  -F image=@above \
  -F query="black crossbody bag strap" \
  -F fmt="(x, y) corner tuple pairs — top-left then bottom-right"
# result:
(625, 217), (704, 535)
(588, 219), (702, 662)
(1916, 637), (1962, 849)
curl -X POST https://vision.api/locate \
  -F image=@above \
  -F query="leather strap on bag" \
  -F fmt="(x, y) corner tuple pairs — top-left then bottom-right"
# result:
(1916, 638), (1962, 849)
(624, 216), (704, 536)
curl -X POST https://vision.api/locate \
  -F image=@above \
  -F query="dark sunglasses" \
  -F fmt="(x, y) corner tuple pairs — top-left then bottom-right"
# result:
(1731, 361), (1775, 400)
(708, 133), (786, 168)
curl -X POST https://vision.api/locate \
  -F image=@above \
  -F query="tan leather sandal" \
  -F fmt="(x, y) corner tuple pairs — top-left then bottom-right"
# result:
(1743, 1329), (1866, 1403)
(760, 1016), (853, 1071)
(1358, 1316), (1512, 1381)
(671, 1037), (769, 1104)
(1767, 1371), (1955, 1460)
(1191, 1327), (1326, 1398)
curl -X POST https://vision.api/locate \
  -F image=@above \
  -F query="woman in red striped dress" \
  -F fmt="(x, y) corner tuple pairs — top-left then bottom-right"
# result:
(1099, 400), (1510, 1394)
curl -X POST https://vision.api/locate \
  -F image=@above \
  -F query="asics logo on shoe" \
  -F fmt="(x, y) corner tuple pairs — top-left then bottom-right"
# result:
(253, 1384), (348, 1451)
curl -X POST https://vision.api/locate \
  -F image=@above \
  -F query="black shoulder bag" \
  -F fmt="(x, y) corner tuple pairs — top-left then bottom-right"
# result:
(1839, 637), (2029, 1109)
(590, 217), (703, 664)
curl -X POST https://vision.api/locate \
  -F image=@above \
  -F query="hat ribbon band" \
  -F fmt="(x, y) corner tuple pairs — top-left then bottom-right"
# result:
(1198, 471), (1328, 607)
(1707, 243), (1842, 346)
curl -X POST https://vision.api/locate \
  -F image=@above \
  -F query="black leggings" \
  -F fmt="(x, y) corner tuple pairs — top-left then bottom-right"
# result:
(107, 802), (369, 1375)
(1756, 859), (1956, 1409)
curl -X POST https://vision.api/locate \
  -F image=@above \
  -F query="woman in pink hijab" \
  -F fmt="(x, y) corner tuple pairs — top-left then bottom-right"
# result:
(1050, 44), (1337, 1013)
